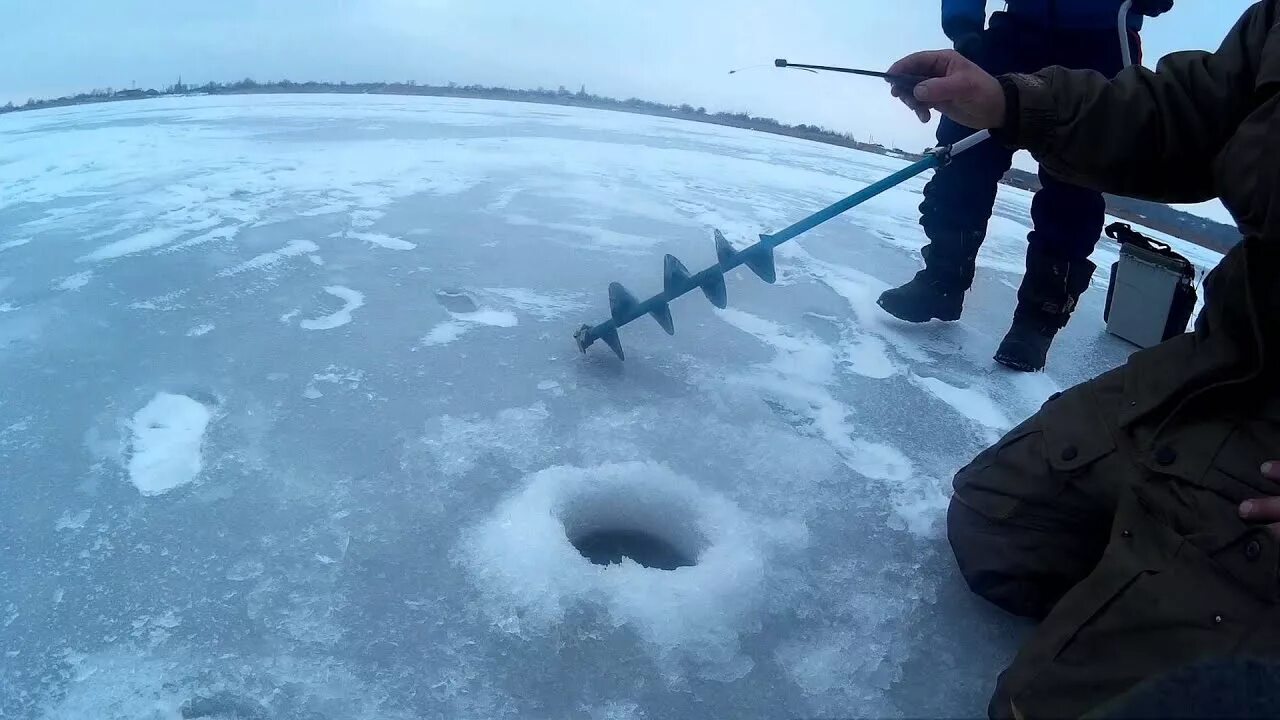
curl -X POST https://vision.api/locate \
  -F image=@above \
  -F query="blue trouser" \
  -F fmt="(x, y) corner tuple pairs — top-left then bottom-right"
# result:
(920, 12), (1139, 267)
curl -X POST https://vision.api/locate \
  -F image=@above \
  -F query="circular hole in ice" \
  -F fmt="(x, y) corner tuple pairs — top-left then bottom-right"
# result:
(558, 480), (708, 570)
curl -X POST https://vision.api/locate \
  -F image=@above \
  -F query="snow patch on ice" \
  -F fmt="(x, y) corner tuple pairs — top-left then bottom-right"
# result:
(54, 271), (93, 291)
(126, 392), (212, 496)
(300, 286), (365, 330)
(55, 509), (91, 531)
(161, 224), (239, 254)
(412, 403), (552, 478)
(420, 309), (517, 347)
(303, 366), (366, 398)
(781, 243), (929, 366)
(716, 308), (928, 532)
(128, 289), (187, 311)
(185, 323), (215, 337)
(912, 375), (1012, 438)
(78, 228), (183, 262)
(218, 239), (319, 277)
(0, 303), (18, 313)
(482, 287), (587, 321)
(348, 231), (416, 251)
(0, 238), (30, 252)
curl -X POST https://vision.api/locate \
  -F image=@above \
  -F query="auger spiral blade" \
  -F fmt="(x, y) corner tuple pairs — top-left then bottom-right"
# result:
(650, 302), (675, 335)
(702, 271), (728, 309)
(598, 325), (624, 360)
(610, 281), (674, 335)
(663, 254), (692, 295)
(608, 282), (639, 323)
(714, 229), (735, 265)
(742, 238), (777, 283)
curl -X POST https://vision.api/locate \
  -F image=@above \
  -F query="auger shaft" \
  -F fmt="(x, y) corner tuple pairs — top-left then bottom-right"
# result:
(574, 130), (991, 359)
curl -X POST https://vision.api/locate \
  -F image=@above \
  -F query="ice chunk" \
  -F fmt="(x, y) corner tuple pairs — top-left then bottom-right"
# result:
(126, 392), (212, 496)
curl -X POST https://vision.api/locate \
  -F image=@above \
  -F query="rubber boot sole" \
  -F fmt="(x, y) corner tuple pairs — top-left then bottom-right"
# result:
(875, 293), (963, 323)
(993, 334), (1049, 372)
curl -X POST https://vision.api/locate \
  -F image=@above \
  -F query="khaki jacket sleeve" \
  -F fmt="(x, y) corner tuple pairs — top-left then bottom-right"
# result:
(998, 0), (1273, 203)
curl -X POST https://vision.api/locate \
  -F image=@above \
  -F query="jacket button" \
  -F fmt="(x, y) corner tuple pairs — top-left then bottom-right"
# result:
(1246, 539), (1263, 561)
(1154, 446), (1177, 466)
(1061, 445), (1079, 461)
(1121, 529), (1133, 538)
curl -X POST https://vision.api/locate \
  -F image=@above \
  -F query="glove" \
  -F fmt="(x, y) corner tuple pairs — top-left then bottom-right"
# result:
(1130, 0), (1173, 17)
(953, 32), (984, 63)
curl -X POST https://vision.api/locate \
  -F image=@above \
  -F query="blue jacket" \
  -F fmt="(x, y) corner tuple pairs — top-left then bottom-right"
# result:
(942, 0), (1148, 40)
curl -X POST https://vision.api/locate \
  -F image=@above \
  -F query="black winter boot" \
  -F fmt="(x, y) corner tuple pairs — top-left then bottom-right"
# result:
(994, 251), (1097, 372)
(877, 230), (985, 323)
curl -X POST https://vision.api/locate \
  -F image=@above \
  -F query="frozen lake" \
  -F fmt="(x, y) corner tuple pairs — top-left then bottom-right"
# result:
(0, 94), (1225, 718)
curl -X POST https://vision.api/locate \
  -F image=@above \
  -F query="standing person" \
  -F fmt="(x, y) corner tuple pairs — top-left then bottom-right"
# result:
(877, 0), (1174, 371)
(886, 1), (1280, 717)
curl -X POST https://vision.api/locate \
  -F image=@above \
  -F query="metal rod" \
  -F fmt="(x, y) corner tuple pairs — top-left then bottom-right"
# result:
(1117, 0), (1134, 69)
(774, 59), (928, 88)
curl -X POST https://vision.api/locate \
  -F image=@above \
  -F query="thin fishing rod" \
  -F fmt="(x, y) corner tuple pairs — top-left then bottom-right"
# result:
(772, 59), (927, 88)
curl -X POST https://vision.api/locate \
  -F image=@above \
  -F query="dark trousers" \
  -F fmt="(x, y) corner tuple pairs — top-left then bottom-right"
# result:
(921, 13), (1139, 262)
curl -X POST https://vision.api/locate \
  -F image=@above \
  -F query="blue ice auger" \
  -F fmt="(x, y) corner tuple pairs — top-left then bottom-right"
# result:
(573, 130), (991, 359)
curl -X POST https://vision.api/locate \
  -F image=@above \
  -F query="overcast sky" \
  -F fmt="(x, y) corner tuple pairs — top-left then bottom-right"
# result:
(5, 1), (1256, 221)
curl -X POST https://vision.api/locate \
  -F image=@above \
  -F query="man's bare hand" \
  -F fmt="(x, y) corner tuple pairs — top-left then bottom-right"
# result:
(1238, 461), (1280, 538)
(887, 49), (1006, 128)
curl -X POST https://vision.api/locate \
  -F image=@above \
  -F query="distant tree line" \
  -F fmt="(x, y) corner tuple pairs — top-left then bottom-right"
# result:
(0, 77), (1236, 250)
(0, 77), (914, 159)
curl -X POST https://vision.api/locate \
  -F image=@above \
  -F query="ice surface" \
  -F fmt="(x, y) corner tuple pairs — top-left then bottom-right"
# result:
(0, 94), (1227, 718)
(126, 392), (213, 496)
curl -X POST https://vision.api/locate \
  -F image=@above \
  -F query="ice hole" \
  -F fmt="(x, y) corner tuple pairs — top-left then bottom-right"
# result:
(558, 481), (708, 570)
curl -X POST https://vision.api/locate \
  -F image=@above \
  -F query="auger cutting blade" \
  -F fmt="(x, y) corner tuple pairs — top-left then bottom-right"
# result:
(651, 302), (675, 335)
(599, 325), (624, 360)
(663, 254), (692, 295)
(701, 272), (727, 309)
(714, 229), (735, 265)
(608, 282), (639, 323)
(742, 242), (777, 283)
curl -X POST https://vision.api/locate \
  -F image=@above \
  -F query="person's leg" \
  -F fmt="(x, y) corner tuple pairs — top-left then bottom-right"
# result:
(948, 367), (1126, 619)
(994, 28), (1133, 371)
(877, 19), (1022, 323)
(876, 105), (1015, 322)
(992, 168), (1103, 371)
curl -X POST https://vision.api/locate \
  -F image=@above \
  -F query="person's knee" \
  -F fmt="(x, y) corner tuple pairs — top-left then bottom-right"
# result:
(947, 496), (1058, 619)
